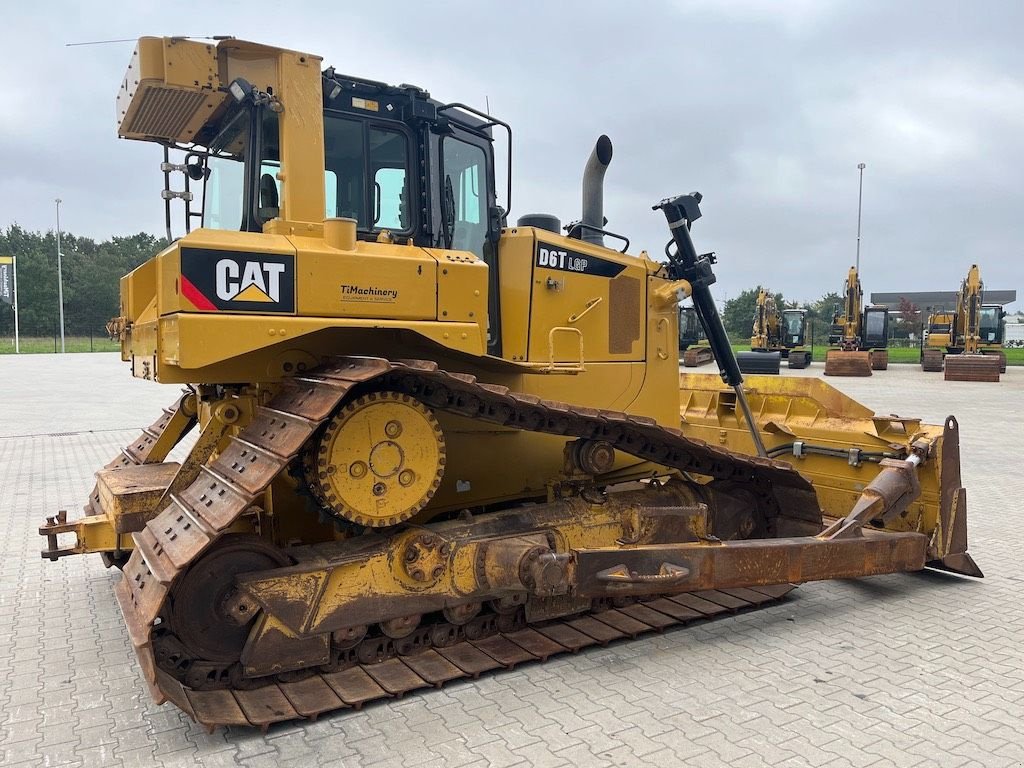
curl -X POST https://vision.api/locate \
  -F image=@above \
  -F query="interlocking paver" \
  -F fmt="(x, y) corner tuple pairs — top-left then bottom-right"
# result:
(2, 354), (1024, 767)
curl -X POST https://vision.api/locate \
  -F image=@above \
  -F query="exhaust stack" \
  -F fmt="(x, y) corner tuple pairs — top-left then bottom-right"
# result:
(581, 135), (613, 246)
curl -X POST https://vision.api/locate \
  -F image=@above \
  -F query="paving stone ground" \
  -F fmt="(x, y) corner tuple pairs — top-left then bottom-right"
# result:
(1, 353), (1022, 768)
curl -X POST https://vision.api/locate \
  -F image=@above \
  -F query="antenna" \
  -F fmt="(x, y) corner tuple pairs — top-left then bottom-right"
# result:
(485, 95), (490, 114)
(65, 38), (139, 47)
(66, 35), (235, 47)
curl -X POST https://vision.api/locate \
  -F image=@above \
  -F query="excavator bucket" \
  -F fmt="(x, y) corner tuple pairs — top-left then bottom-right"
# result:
(824, 349), (872, 376)
(681, 346), (714, 367)
(870, 350), (889, 370)
(944, 354), (1001, 382)
(921, 348), (944, 371)
(737, 350), (781, 375)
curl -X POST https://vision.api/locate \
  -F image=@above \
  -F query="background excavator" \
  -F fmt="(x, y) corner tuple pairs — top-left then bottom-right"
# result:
(922, 264), (1006, 381)
(737, 288), (812, 374)
(825, 266), (890, 376)
(39, 36), (979, 730)
(678, 304), (714, 366)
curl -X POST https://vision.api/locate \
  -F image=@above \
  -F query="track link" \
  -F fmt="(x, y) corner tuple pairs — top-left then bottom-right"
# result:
(115, 357), (815, 729)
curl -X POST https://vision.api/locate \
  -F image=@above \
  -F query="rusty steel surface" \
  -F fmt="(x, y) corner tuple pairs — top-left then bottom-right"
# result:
(823, 350), (873, 377)
(681, 346), (714, 367)
(104, 356), (950, 730)
(944, 354), (1002, 382)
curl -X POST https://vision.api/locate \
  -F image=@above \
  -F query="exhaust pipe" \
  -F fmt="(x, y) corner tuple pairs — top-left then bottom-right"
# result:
(582, 135), (613, 246)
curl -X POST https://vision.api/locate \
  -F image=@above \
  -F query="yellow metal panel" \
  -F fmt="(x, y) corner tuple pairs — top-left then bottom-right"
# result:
(166, 314), (485, 372)
(527, 231), (646, 363)
(496, 229), (535, 361)
(289, 237), (437, 320)
(159, 231), (297, 315)
(122, 257), (157, 323)
(274, 49), (325, 224)
(117, 38), (224, 142)
(422, 248), (489, 326)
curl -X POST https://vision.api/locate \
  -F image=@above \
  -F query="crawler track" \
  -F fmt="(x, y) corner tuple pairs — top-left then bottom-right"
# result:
(114, 357), (817, 729)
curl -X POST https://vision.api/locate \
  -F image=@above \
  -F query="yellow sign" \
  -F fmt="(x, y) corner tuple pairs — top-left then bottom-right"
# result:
(0, 256), (12, 264)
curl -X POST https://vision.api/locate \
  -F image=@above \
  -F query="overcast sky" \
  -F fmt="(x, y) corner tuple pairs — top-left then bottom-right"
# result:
(1, 0), (1021, 305)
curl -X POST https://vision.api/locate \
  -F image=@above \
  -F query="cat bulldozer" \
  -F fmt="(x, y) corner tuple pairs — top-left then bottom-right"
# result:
(737, 289), (812, 375)
(922, 264), (1005, 381)
(825, 266), (890, 376)
(678, 305), (714, 366)
(39, 37), (980, 730)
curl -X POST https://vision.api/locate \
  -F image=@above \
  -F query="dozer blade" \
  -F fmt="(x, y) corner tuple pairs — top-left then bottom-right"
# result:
(737, 350), (781, 375)
(870, 350), (889, 370)
(681, 346), (714, 367)
(824, 349), (872, 376)
(944, 354), (1001, 382)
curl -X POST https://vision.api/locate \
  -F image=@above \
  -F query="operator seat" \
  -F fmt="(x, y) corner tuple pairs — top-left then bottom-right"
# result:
(259, 173), (280, 221)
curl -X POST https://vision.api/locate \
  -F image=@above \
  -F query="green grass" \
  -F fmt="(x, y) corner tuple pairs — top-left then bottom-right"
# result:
(0, 336), (119, 354)
(726, 342), (1024, 365)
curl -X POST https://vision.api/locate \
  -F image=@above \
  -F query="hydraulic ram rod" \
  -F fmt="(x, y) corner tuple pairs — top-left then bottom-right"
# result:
(654, 193), (768, 457)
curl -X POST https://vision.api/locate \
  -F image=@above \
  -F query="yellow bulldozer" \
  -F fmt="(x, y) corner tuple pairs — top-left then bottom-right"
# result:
(737, 288), (812, 375)
(39, 36), (980, 730)
(922, 264), (1006, 382)
(824, 266), (890, 376)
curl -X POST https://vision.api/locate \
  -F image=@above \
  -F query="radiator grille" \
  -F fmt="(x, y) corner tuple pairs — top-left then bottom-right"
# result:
(124, 86), (208, 140)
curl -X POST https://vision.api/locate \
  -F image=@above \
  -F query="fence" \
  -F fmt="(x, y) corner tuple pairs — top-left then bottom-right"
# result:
(0, 308), (118, 354)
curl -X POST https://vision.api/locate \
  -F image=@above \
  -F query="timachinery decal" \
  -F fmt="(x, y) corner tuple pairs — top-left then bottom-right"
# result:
(341, 284), (399, 303)
(534, 242), (627, 278)
(180, 248), (296, 313)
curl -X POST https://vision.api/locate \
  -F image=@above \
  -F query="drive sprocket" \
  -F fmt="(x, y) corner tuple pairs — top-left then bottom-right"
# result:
(306, 391), (446, 527)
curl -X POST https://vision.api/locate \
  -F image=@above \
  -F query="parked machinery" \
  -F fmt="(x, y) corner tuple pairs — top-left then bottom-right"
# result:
(38, 36), (979, 730)
(824, 266), (890, 376)
(780, 308), (813, 368)
(679, 305), (714, 367)
(738, 289), (812, 374)
(922, 265), (1006, 380)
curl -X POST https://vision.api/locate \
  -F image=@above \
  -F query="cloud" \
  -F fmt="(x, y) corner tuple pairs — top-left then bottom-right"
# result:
(0, 0), (1020, 306)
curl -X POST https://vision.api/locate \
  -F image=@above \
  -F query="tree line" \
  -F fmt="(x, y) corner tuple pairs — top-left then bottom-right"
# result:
(0, 226), (166, 338)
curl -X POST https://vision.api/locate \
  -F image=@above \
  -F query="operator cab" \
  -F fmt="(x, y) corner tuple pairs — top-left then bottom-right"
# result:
(187, 69), (509, 352)
(979, 304), (1005, 344)
(781, 309), (805, 349)
(200, 74), (505, 260)
(862, 306), (889, 349)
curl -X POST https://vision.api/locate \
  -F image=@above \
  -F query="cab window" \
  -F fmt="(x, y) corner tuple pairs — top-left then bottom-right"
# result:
(324, 114), (411, 232)
(442, 137), (488, 258)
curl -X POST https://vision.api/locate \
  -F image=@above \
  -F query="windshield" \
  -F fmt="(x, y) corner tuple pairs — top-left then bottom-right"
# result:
(979, 306), (1001, 342)
(201, 107), (249, 231)
(323, 114), (411, 232)
(442, 137), (488, 258)
(783, 311), (803, 338)
(199, 107), (285, 233)
(864, 310), (886, 339)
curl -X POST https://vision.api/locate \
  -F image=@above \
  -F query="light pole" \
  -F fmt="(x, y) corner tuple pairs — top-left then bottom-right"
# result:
(855, 163), (866, 274)
(55, 198), (66, 353)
